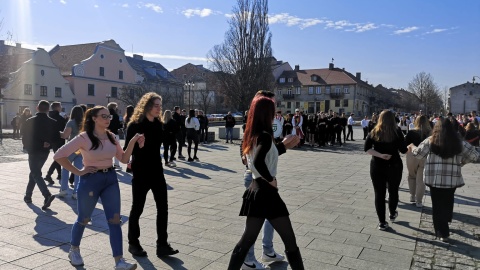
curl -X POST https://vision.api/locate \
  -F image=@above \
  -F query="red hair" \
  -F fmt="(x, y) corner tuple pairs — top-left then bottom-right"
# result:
(242, 96), (275, 156)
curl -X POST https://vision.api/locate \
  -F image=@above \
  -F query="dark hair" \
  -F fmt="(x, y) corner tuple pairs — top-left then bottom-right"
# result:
(187, 109), (195, 124)
(51, 101), (61, 110)
(81, 106), (116, 150)
(174, 106), (180, 111)
(123, 105), (134, 124)
(430, 118), (462, 159)
(79, 104), (87, 112)
(242, 96), (275, 155)
(37, 100), (50, 112)
(70, 106), (84, 130)
(256, 90), (275, 98)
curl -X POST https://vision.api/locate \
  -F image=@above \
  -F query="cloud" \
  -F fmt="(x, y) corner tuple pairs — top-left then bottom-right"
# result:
(144, 3), (162, 13)
(126, 52), (208, 62)
(94, 4), (99, 8)
(14, 42), (56, 51)
(59, 0), (66, 4)
(425, 28), (447, 34)
(355, 23), (378, 33)
(394, 26), (419, 35)
(182, 8), (216, 18)
(121, 3), (129, 8)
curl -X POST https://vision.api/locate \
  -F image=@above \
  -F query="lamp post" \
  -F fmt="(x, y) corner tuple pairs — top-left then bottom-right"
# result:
(185, 80), (194, 110)
(106, 94), (111, 104)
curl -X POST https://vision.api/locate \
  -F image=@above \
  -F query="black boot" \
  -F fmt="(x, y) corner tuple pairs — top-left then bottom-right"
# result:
(285, 247), (305, 270)
(227, 245), (249, 270)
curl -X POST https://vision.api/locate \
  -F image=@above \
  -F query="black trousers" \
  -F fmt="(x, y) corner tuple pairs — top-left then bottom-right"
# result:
(175, 132), (185, 156)
(347, 125), (353, 140)
(200, 127), (208, 142)
(128, 172), (169, 246)
(25, 151), (51, 198)
(429, 186), (456, 238)
(47, 144), (63, 177)
(370, 159), (403, 223)
(363, 127), (369, 139)
(163, 139), (177, 163)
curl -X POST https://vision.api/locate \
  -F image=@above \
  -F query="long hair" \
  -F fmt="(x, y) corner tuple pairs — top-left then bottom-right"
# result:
(370, 110), (398, 142)
(187, 109), (195, 124)
(242, 96), (275, 156)
(123, 105), (134, 124)
(163, 110), (172, 122)
(81, 106), (116, 150)
(430, 118), (462, 159)
(70, 105), (84, 130)
(414, 115), (431, 139)
(129, 92), (163, 126)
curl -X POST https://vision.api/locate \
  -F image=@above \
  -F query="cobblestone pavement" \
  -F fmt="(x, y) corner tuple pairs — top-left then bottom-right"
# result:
(0, 126), (478, 269)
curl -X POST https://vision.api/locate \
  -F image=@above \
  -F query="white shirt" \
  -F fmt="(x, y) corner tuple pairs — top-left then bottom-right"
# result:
(347, 116), (355, 125)
(361, 119), (370, 128)
(185, 117), (200, 130)
(273, 116), (284, 138)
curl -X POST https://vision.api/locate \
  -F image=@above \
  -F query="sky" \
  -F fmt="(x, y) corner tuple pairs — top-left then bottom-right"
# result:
(1, 0), (479, 91)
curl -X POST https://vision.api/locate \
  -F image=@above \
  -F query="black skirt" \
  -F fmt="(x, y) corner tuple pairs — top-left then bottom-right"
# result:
(239, 178), (289, 219)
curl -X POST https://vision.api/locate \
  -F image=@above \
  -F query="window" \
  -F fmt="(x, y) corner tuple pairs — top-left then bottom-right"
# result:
(308, 87), (314, 95)
(88, 84), (95, 96)
(40, 86), (47, 96)
(295, 87), (301, 95)
(129, 89), (135, 99)
(343, 99), (349, 107)
(277, 89), (282, 96)
(279, 78), (285, 83)
(40, 70), (45, 76)
(325, 87), (331, 94)
(111, 87), (118, 98)
(335, 100), (340, 107)
(344, 87), (349, 94)
(99, 67), (105, 77)
(288, 78), (293, 83)
(312, 75), (317, 81)
(316, 86), (321, 94)
(335, 87), (341, 94)
(24, 84), (32, 95)
(87, 103), (95, 108)
(183, 74), (187, 79)
(287, 89), (292, 95)
(287, 102), (291, 108)
(295, 102), (300, 109)
(55, 87), (62, 97)
(119, 70), (124, 80)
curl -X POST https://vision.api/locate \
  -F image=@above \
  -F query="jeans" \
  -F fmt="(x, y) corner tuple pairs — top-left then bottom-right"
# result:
(370, 159), (403, 223)
(60, 152), (83, 194)
(71, 170), (123, 257)
(243, 170), (275, 261)
(226, 127), (233, 142)
(25, 151), (51, 198)
(430, 187), (456, 238)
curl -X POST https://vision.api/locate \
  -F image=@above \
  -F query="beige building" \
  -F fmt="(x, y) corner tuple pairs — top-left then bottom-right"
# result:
(1, 48), (75, 127)
(275, 63), (374, 116)
(448, 82), (480, 114)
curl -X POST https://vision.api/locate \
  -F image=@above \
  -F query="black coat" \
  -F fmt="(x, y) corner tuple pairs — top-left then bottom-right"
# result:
(22, 113), (57, 153)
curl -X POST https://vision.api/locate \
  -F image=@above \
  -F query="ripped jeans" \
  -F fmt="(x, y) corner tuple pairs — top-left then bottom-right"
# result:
(71, 170), (123, 257)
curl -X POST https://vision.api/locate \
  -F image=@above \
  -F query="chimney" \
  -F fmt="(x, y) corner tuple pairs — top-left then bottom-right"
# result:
(356, 72), (361, 80)
(133, 54), (143, 60)
(294, 65), (299, 71)
(16, 43), (22, 48)
(329, 63), (334, 70)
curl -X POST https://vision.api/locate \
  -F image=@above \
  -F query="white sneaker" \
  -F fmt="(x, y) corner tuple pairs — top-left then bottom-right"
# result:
(169, 161), (176, 167)
(68, 247), (84, 266)
(115, 258), (137, 270)
(57, 190), (68, 198)
(241, 260), (268, 270)
(416, 202), (423, 208)
(262, 251), (285, 262)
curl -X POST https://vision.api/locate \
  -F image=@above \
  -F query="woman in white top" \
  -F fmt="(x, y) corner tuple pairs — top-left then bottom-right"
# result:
(185, 109), (200, 162)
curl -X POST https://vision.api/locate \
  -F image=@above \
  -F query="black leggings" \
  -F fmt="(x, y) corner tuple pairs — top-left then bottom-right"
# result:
(370, 159), (403, 223)
(186, 129), (199, 158)
(236, 216), (298, 253)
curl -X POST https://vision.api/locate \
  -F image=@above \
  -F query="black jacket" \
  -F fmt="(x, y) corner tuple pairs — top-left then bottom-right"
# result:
(224, 114), (236, 128)
(48, 110), (67, 146)
(22, 113), (57, 153)
(108, 109), (122, 135)
(173, 112), (186, 132)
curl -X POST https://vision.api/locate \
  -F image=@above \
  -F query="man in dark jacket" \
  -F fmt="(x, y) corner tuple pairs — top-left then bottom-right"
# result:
(224, 112), (236, 143)
(22, 100), (57, 210)
(197, 110), (209, 144)
(172, 106), (186, 159)
(44, 102), (67, 184)
(107, 102), (122, 169)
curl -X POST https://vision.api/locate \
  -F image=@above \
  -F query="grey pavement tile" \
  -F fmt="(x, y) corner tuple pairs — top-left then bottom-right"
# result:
(0, 245), (36, 263)
(368, 234), (416, 250)
(300, 248), (342, 265)
(343, 238), (381, 250)
(10, 252), (58, 269)
(306, 238), (363, 258)
(189, 238), (234, 254)
(338, 256), (404, 270)
(358, 248), (412, 268)
(189, 248), (224, 261)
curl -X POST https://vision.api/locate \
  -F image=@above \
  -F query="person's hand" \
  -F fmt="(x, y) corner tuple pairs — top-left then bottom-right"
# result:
(43, 142), (50, 148)
(380, 154), (392, 160)
(269, 178), (278, 190)
(132, 133), (145, 148)
(282, 135), (300, 149)
(78, 166), (98, 176)
(241, 155), (247, 166)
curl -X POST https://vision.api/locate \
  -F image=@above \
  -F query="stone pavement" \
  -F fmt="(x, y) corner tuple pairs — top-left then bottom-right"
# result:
(0, 126), (479, 269)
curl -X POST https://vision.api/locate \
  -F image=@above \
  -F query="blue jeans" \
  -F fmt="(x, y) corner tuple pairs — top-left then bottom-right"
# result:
(243, 170), (275, 261)
(226, 127), (233, 142)
(60, 153), (83, 194)
(71, 170), (123, 257)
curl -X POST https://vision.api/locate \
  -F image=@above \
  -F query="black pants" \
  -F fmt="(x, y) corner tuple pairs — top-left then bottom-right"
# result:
(370, 159), (403, 223)
(13, 127), (20, 139)
(25, 151), (51, 198)
(200, 127), (208, 143)
(342, 126), (346, 142)
(347, 125), (353, 140)
(47, 144), (63, 177)
(187, 129), (199, 158)
(363, 127), (369, 139)
(128, 172), (169, 246)
(163, 139), (177, 163)
(429, 187), (456, 238)
(175, 132), (185, 156)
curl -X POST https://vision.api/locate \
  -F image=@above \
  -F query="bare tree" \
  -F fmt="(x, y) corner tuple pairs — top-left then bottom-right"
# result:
(207, 0), (274, 111)
(115, 83), (184, 110)
(195, 88), (214, 114)
(407, 72), (443, 114)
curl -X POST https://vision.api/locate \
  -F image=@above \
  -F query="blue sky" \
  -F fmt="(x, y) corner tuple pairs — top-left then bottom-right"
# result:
(1, 0), (479, 90)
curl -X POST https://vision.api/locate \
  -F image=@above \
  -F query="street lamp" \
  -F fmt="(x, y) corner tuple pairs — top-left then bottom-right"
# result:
(106, 93), (111, 104)
(185, 80), (194, 110)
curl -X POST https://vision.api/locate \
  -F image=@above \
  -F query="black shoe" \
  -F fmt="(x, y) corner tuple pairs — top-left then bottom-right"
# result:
(171, 157), (177, 161)
(389, 211), (398, 222)
(193, 156), (199, 161)
(346, 139), (350, 141)
(24, 196), (32, 204)
(187, 157), (194, 162)
(156, 243), (179, 257)
(44, 176), (54, 185)
(42, 194), (55, 210)
(178, 155), (186, 159)
(128, 244), (148, 257)
(378, 222), (389, 231)
(351, 139), (356, 141)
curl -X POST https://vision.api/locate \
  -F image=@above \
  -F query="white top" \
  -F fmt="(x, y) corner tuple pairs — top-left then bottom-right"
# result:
(348, 116), (355, 125)
(361, 119), (370, 128)
(273, 116), (284, 138)
(246, 140), (278, 180)
(185, 117), (200, 130)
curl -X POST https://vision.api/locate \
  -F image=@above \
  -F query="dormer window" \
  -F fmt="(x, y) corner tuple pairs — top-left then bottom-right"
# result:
(288, 78), (293, 83)
(312, 75), (317, 81)
(279, 78), (285, 83)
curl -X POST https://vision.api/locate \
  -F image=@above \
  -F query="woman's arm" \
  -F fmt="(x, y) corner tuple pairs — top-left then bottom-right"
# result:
(60, 126), (72, 140)
(116, 133), (144, 163)
(410, 137), (430, 159)
(364, 134), (391, 160)
(461, 141), (480, 164)
(252, 133), (275, 182)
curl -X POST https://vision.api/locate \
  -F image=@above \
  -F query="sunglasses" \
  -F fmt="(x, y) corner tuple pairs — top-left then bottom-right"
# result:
(97, 114), (113, 120)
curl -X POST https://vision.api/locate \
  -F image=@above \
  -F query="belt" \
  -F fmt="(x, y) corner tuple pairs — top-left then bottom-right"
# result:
(91, 167), (115, 174)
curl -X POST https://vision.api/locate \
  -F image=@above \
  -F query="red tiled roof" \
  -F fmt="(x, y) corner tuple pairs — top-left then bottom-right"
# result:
(295, 68), (357, 86)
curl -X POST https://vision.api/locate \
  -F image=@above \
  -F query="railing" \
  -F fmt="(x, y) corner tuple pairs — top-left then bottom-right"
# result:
(282, 94), (295, 100)
(329, 93), (344, 99)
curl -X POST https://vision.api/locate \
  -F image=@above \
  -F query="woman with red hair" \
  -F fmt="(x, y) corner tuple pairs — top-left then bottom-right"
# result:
(227, 95), (304, 270)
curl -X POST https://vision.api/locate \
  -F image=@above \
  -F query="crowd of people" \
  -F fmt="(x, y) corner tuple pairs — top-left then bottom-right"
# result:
(15, 90), (480, 269)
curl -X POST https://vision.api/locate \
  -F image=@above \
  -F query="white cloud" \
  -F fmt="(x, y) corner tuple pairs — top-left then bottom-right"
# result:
(394, 26), (419, 35)
(94, 4), (99, 8)
(60, 0), (66, 4)
(14, 42), (56, 51)
(144, 3), (162, 13)
(355, 23), (378, 33)
(182, 8), (215, 18)
(426, 28), (447, 34)
(125, 52), (208, 62)
(121, 3), (129, 8)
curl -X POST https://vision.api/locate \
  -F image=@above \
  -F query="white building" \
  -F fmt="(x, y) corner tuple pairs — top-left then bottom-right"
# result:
(448, 82), (480, 114)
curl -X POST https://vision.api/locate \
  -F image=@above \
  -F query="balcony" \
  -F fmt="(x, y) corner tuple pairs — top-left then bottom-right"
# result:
(283, 94), (295, 100)
(329, 93), (344, 99)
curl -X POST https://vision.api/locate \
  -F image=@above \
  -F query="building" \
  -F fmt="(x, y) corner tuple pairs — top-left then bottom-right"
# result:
(448, 82), (480, 114)
(1, 48), (75, 128)
(274, 63), (373, 116)
(126, 54), (184, 111)
(49, 39), (143, 113)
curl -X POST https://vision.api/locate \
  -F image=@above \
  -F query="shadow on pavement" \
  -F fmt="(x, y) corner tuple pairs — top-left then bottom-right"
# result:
(158, 256), (187, 270)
